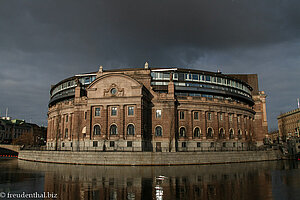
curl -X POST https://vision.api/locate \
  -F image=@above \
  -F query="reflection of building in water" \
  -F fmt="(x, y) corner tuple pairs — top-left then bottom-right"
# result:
(17, 160), (286, 200)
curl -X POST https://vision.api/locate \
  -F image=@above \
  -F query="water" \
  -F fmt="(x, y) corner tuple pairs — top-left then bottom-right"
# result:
(0, 158), (299, 200)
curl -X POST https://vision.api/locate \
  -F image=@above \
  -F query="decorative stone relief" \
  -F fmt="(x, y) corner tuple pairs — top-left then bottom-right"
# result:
(104, 83), (124, 97)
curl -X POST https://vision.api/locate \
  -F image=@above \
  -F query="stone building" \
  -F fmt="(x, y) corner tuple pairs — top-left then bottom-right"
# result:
(47, 65), (268, 152)
(278, 108), (300, 140)
(0, 118), (46, 145)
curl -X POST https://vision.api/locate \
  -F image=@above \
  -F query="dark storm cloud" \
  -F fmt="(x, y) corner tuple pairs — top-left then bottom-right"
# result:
(0, 0), (300, 128)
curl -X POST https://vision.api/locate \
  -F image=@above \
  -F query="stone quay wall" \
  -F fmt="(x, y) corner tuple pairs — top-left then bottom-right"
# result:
(18, 150), (282, 166)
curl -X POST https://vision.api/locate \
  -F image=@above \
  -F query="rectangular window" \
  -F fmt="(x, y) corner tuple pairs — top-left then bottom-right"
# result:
(110, 141), (115, 147)
(93, 141), (98, 147)
(180, 111), (185, 120)
(70, 142), (72, 147)
(192, 74), (199, 81)
(65, 115), (68, 122)
(210, 142), (214, 148)
(111, 107), (117, 116)
(208, 112), (212, 120)
(85, 111), (87, 120)
(233, 142), (236, 147)
(173, 73), (178, 80)
(128, 106), (134, 116)
(205, 76), (211, 82)
(197, 142), (201, 148)
(185, 73), (192, 80)
(194, 112), (199, 120)
(229, 114), (233, 122)
(156, 109), (162, 118)
(95, 108), (100, 116)
(219, 113), (223, 121)
(127, 141), (132, 147)
(62, 142), (65, 147)
(182, 142), (186, 148)
(65, 128), (68, 138)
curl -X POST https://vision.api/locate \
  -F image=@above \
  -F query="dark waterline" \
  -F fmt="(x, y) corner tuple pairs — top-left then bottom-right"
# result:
(0, 158), (300, 200)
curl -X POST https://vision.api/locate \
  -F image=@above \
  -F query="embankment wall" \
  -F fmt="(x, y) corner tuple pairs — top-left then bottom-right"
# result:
(18, 150), (282, 166)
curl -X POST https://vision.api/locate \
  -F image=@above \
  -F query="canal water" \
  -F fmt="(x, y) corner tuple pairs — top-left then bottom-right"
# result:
(0, 159), (299, 200)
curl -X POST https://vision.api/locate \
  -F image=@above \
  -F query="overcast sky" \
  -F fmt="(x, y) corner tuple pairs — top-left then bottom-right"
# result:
(0, 0), (299, 130)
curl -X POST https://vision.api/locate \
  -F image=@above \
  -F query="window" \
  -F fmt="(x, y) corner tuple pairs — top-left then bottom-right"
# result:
(197, 142), (201, 148)
(111, 88), (117, 95)
(93, 141), (98, 147)
(192, 74), (199, 81)
(179, 127), (186, 137)
(229, 129), (234, 139)
(205, 75), (211, 82)
(182, 142), (187, 148)
(65, 128), (68, 138)
(233, 142), (236, 147)
(207, 112), (212, 120)
(180, 111), (185, 120)
(207, 128), (213, 138)
(70, 142), (72, 147)
(194, 112), (199, 120)
(127, 141), (132, 147)
(219, 113), (223, 121)
(128, 106), (134, 116)
(110, 141), (115, 147)
(210, 142), (214, 148)
(84, 112), (87, 120)
(155, 126), (162, 136)
(194, 127), (200, 137)
(65, 115), (68, 122)
(95, 108), (100, 116)
(219, 128), (225, 139)
(93, 125), (101, 135)
(237, 115), (241, 123)
(156, 109), (162, 118)
(229, 114), (233, 122)
(62, 142), (65, 147)
(111, 107), (117, 116)
(110, 124), (117, 135)
(127, 124), (135, 135)
(238, 130), (242, 139)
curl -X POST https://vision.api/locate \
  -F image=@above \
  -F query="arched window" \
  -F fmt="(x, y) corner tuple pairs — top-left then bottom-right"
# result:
(194, 127), (200, 138)
(179, 127), (186, 137)
(219, 128), (225, 139)
(229, 129), (234, 139)
(93, 125), (101, 135)
(207, 128), (213, 138)
(127, 124), (135, 135)
(110, 124), (117, 135)
(155, 126), (162, 136)
(238, 129), (242, 139)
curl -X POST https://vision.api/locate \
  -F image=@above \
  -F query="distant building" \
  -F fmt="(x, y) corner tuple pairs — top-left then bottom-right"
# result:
(0, 117), (47, 145)
(47, 66), (268, 152)
(278, 108), (300, 140)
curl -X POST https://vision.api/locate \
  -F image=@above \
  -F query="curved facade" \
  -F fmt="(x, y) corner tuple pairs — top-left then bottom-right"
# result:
(47, 66), (268, 152)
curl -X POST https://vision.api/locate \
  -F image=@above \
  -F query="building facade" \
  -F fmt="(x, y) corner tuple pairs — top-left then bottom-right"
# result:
(0, 117), (47, 145)
(47, 65), (268, 152)
(278, 108), (300, 140)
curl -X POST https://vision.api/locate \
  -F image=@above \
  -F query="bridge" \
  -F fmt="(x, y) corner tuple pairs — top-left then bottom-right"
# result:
(0, 144), (21, 153)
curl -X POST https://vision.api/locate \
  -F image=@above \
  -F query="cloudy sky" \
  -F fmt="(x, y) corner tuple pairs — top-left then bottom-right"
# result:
(0, 0), (299, 130)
